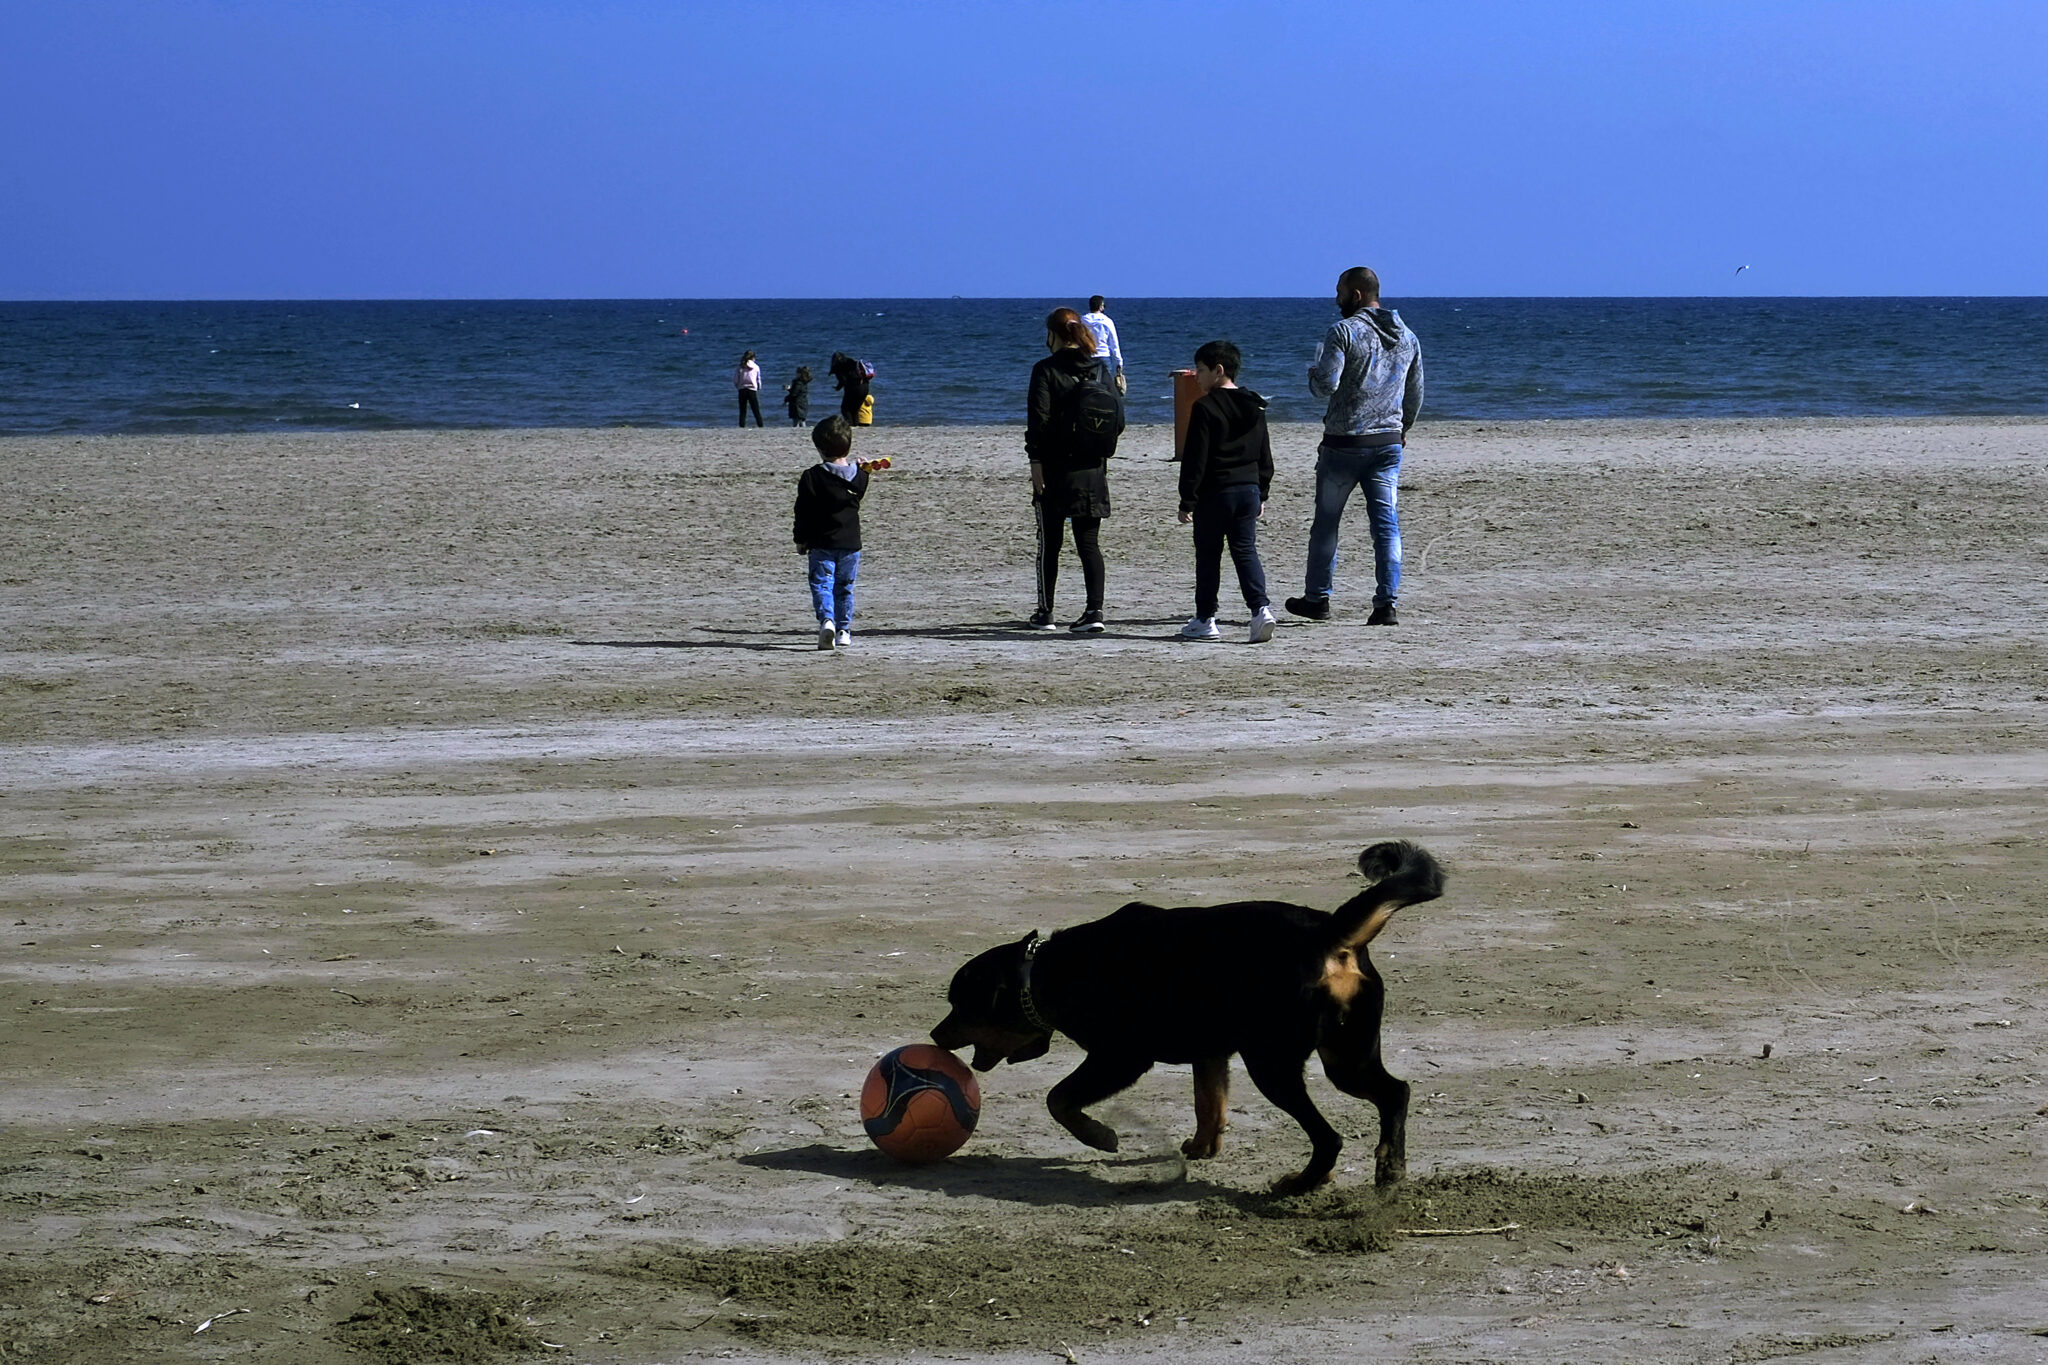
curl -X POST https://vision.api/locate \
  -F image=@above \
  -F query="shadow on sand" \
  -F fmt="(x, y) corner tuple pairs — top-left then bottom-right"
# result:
(572, 619), (1191, 651)
(741, 1141), (1243, 1209)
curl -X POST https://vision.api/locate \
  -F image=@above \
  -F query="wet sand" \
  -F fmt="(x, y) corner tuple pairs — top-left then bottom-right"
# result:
(3, 418), (2045, 1364)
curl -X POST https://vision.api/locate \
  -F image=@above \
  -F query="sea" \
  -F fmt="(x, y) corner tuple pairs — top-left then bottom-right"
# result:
(2, 297), (2044, 434)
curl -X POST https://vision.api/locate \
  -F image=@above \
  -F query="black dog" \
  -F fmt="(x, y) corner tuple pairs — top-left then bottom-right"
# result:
(931, 841), (1444, 1193)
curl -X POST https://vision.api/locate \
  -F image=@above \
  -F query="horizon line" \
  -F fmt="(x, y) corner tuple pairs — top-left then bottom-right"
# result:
(4, 293), (2043, 305)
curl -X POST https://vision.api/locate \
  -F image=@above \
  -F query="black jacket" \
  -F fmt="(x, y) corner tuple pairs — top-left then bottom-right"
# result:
(1178, 387), (1273, 514)
(784, 377), (810, 417)
(1026, 347), (1112, 517)
(792, 463), (869, 551)
(1025, 346), (1100, 465)
(830, 355), (870, 406)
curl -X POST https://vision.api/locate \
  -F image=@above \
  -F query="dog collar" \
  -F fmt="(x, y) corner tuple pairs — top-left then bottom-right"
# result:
(1018, 932), (1053, 1034)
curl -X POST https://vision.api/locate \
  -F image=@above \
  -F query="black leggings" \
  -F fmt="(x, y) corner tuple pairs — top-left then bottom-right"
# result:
(738, 390), (763, 426)
(1035, 502), (1104, 614)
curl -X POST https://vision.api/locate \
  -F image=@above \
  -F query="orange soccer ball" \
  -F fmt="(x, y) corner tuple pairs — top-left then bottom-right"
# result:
(860, 1044), (981, 1164)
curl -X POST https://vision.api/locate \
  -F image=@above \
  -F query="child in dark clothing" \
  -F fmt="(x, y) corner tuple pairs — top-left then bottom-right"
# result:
(1176, 340), (1276, 644)
(784, 366), (812, 426)
(792, 416), (868, 650)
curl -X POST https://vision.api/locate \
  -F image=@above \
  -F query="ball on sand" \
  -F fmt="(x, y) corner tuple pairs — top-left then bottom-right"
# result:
(860, 1044), (980, 1164)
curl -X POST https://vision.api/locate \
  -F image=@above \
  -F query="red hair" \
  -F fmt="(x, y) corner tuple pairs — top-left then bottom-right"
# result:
(1044, 307), (1094, 351)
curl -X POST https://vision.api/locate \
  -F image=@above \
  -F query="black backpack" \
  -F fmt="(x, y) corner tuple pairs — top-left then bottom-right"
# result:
(1066, 372), (1126, 458)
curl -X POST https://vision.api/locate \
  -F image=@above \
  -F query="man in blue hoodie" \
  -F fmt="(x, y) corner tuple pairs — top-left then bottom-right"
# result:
(1285, 266), (1424, 626)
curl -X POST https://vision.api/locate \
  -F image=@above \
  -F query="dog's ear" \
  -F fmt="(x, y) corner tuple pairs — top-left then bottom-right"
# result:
(1014, 929), (1039, 948)
(1006, 1033), (1052, 1064)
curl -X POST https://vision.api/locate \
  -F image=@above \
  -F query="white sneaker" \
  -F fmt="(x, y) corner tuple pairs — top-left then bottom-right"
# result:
(1248, 605), (1277, 644)
(835, 628), (851, 648)
(817, 620), (836, 650)
(1179, 616), (1220, 640)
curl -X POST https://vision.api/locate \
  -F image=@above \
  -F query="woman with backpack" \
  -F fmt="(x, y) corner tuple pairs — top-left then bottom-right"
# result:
(829, 352), (872, 425)
(1025, 307), (1124, 633)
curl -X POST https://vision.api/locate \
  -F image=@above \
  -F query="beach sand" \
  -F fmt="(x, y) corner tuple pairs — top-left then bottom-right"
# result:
(3, 418), (2045, 1363)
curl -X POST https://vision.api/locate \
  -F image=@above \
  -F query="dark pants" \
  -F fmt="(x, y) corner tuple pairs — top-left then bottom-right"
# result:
(1192, 483), (1269, 618)
(1034, 500), (1105, 614)
(738, 389), (763, 426)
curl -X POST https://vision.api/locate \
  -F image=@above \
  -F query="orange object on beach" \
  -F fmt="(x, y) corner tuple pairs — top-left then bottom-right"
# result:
(1171, 369), (1201, 461)
(858, 457), (893, 472)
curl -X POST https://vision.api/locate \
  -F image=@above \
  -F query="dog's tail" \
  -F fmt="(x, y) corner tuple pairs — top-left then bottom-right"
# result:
(1324, 841), (1445, 953)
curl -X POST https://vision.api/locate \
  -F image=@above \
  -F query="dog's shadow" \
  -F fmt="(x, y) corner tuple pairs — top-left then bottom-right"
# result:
(742, 1142), (1233, 1207)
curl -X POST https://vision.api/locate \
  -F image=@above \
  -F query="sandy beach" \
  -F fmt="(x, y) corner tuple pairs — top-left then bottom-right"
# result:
(3, 417), (2045, 1364)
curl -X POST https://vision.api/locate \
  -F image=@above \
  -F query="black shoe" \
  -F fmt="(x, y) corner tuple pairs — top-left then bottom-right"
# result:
(1069, 608), (1106, 634)
(1366, 603), (1398, 626)
(1284, 595), (1330, 621)
(1027, 609), (1057, 632)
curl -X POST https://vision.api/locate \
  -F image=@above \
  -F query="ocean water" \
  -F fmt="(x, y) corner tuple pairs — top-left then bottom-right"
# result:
(2, 297), (2044, 434)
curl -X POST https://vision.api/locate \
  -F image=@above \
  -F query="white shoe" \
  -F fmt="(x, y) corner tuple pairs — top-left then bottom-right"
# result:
(817, 620), (836, 650)
(835, 628), (851, 647)
(1248, 605), (1277, 644)
(1179, 616), (1220, 640)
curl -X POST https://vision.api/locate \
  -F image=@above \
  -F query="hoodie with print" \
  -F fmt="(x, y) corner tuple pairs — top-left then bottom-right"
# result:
(1307, 306), (1423, 444)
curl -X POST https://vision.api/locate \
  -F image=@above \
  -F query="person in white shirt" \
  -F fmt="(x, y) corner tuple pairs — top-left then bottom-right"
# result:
(1081, 296), (1125, 393)
(734, 350), (764, 427)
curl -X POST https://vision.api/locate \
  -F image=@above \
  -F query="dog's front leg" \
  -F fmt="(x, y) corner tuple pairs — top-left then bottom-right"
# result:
(1242, 1050), (1343, 1195)
(1047, 1053), (1152, 1153)
(1181, 1055), (1230, 1159)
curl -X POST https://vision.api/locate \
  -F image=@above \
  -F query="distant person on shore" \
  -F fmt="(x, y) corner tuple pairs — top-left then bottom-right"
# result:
(1176, 340), (1276, 644)
(1287, 266), (1424, 626)
(1026, 307), (1124, 633)
(784, 366), (813, 426)
(735, 351), (765, 427)
(1081, 295), (1125, 393)
(830, 352), (873, 425)
(791, 415), (868, 651)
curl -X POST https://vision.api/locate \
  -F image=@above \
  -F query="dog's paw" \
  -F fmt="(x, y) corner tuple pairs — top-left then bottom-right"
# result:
(1055, 1113), (1119, 1152)
(1080, 1121), (1120, 1153)
(1373, 1144), (1407, 1188)
(1180, 1133), (1222, 1160)
(1269, 1169), (1333, 1198)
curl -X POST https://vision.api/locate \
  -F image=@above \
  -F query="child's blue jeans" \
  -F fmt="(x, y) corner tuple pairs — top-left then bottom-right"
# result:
(807, 548), (859, 627)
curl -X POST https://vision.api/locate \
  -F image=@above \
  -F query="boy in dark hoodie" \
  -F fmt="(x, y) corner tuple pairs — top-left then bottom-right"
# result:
(1176, 340), (1277, 644)
(792, 415), (869, 651)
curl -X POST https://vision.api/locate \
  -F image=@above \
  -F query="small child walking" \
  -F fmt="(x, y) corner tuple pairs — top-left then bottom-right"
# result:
(792, 415), (869, 650)
(1177, 340), (1277, 644)
(784, 366), (812, 426)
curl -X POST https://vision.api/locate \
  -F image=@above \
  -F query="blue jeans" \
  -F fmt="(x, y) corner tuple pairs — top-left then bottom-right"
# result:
(807, 548), (859, 627)
(1191, 483), (1268, 618)
(1304, 442), (1401, 607)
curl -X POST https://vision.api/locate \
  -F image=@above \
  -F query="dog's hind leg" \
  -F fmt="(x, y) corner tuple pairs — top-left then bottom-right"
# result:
(1047, 1053), (1153, 1153)
(1240, 1049), (1343, 1195)
(1318, 997), (1410, 1187)
(1181, 1055), (1230, 1159)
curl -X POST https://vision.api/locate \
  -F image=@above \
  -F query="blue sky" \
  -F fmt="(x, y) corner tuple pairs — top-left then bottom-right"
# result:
(4, 1), (2044, 298)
